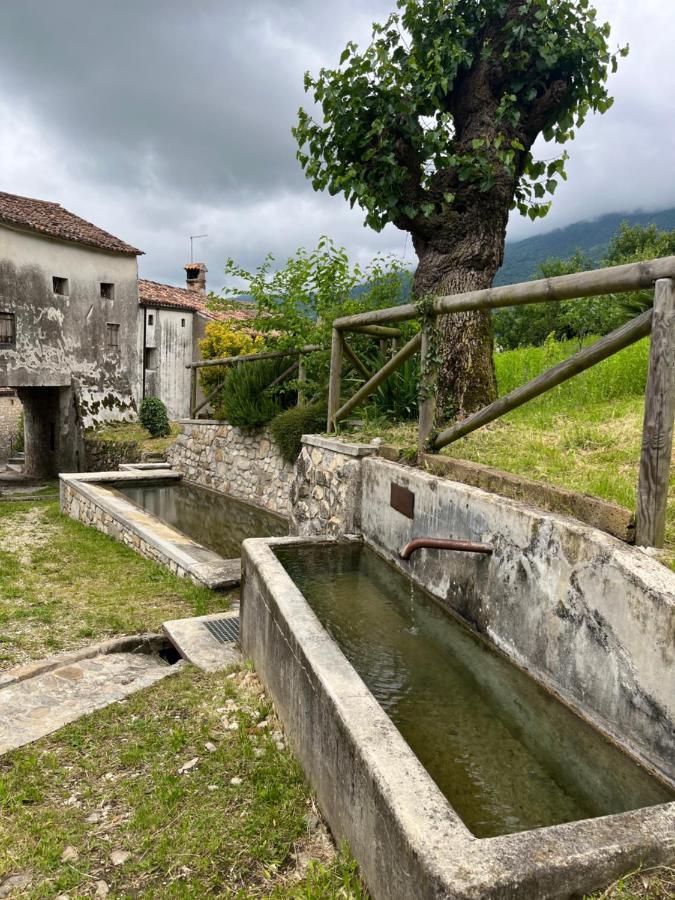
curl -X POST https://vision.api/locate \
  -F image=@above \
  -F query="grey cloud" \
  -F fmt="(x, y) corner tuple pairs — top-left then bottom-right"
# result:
(0, 0), (673, 283)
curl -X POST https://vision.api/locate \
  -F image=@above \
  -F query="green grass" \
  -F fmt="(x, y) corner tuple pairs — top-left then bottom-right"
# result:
(347, 336), (675, 563)
(0, 666), (365, 898)
(0, 501), (225, 668)
(85, 421), (181, 454)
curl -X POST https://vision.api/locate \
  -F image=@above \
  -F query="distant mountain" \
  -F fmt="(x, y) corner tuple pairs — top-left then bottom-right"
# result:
(495, 207), (675, 286)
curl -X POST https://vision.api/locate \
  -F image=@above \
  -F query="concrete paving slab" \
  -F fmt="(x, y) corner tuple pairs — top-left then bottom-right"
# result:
(0, 651), (179, 755)
(162, 611), (241, 672)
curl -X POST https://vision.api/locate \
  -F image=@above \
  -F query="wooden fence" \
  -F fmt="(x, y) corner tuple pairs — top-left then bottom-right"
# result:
(328, 256), (675, 549)
(185, 345), (322, 420)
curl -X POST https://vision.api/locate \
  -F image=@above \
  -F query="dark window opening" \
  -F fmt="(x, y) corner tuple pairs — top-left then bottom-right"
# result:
(181, 318), (186, 327)
(100, 282), (115, 300)
(53, 276), (69, 296)
(145, 347), (158, 370)
(0, 312), (16, 345)
(147, 314), (154, 325)
(106, 323), (120, 348)
(49, 422), (56, 453)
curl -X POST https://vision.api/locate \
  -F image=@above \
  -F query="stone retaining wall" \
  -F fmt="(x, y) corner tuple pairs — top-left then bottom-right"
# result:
(0, 392), (21, 462)
(290, 435), (377, 536)
(168, 421), (293, 516)
(84, 437), (141, 472)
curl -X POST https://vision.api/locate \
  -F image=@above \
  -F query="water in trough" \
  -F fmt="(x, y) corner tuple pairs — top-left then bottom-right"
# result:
(275, 542), (673, 838)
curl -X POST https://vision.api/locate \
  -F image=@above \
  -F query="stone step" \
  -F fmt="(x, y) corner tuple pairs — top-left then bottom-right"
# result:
(8, 455), (25, 464)
(163, 610), (241, 673)
(0, 647), (180, 755)
(5, 463), (24, 473)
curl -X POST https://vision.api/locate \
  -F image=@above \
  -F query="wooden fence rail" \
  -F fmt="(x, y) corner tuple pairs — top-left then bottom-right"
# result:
(327, 256), (675, 548)
(187, 344), (322, 418)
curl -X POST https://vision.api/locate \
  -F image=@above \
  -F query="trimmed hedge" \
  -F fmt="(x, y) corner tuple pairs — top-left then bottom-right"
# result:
(270, 402), (327, 463)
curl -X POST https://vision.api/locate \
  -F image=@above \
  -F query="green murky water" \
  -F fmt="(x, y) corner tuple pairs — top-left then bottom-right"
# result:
(274, 542), (673, 838)
(117, 480), (287, 559)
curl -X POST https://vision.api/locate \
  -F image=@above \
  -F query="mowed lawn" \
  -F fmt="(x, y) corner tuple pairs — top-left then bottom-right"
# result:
(0, 498), (364, 897)
(0, 666), (363, 898)
(0, 498), (225, 669)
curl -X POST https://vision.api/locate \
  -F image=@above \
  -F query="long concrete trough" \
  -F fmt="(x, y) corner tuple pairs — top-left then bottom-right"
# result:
(241, 535), (675, 900)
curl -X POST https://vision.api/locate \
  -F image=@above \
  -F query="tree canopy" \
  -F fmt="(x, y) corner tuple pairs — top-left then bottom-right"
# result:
(294, 0), (627, 235)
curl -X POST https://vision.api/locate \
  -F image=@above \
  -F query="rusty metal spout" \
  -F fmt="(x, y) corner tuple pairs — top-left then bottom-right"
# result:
(399, 537), (493, 560)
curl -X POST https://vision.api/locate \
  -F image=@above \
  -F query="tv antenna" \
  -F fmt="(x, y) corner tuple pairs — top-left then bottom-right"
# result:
(189, 234), (208, 263)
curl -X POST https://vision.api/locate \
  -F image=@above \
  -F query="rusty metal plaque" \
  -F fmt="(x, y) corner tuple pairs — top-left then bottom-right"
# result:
(390, 483), (415, 519)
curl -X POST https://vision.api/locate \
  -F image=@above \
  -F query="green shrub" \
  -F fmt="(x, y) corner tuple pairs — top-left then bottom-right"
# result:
(270, 402), (327, 463)
(216, 358), (294, 428)
(139, 397), (171, 437)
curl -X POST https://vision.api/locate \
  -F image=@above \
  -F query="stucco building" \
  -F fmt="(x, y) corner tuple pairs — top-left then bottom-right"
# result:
(138, 264), (253, 419)
(0, 191), (142, 475)
(0, 190), (255, 474)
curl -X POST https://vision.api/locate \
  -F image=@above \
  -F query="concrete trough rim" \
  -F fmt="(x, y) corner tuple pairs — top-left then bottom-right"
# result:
(60, 470), (240, 590)
(241, 535), (675, 899)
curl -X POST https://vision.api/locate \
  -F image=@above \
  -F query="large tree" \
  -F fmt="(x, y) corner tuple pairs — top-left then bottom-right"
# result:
(294, 0), (626, 420)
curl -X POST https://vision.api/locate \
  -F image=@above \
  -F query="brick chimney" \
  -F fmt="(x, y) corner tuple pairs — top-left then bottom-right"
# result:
(184, 262), (207, 294)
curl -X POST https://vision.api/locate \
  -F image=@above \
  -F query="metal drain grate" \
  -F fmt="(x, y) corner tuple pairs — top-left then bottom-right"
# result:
(204, 616), (240, 645)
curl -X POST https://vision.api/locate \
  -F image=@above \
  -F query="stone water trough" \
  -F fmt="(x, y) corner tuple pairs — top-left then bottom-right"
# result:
(240, 449), (675, 900)
(60, 467), (286, 589)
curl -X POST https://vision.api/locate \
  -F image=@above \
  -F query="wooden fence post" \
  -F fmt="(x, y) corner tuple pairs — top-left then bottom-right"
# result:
(327, 328), (343, 432)
(297, 356), (306, 407)
(190, 367), (197, 419)
(418, 325), (436, 454)
(636, 278), (675, 547)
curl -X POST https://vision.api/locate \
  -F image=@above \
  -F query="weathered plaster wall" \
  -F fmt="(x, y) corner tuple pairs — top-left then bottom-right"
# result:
(142, 306), (193, 419)
(288, 439), (675, 784)
(0, 223), (140, 422)
(0, 391), (21, 462)
(167, 420), (293, 515)
(0, 224), (140, 474)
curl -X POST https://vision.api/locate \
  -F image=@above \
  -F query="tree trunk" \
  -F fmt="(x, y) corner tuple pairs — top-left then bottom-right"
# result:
(412, 221), (505, 424)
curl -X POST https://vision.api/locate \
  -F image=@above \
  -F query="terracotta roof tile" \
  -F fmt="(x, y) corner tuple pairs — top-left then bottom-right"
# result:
(138, 279), (254, 322)
(0, 191), (142, 256)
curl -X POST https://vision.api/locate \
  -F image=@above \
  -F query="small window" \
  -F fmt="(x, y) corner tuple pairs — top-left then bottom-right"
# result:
(53, 276), (69, 296)
(0, 312), (15, 345)
(106, 323), (120, 348)
(147, 314), (154, 326)
(181, 318), (186, 327)
(100, 282), (115, 300)
(145, 347), (158, 370)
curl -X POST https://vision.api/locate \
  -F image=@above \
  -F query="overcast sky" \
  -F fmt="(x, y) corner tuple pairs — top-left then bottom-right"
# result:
(0, 0), (673, 289)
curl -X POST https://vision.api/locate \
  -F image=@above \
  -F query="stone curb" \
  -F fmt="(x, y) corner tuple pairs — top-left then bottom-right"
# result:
(0, 633), (167, 691)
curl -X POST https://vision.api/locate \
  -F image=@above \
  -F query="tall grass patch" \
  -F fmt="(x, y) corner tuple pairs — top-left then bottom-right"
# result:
(495, 336), (649, 408)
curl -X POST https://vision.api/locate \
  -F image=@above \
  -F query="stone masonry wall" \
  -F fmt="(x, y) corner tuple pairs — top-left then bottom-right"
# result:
(167, 420), (294, 516)
(290, 436), (377, 536)
(0, 392), (21, 462)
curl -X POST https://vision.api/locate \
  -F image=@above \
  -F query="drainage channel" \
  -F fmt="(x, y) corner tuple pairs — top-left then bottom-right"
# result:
(0, 636), (182, 756)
